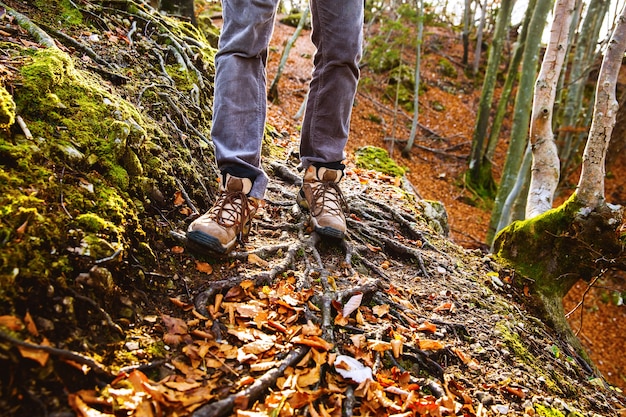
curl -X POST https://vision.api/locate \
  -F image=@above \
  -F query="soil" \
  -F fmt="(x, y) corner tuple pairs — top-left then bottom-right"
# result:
(264, 18), (626, 392)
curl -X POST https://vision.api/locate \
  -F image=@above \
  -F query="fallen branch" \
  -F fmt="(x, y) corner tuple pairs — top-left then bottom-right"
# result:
(191, 346), (309, 417)
(0, 329), (114, 380)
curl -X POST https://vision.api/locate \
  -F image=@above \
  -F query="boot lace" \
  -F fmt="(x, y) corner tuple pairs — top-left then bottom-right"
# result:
(210, 191), (254, 230)
(309, 181), (348, 217)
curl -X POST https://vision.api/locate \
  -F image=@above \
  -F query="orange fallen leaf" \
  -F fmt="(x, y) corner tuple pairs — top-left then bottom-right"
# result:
(171, 246), (185, 254)
(417, 321), (437, 333)
(18, 337), (50, 366)
(417, 339), (444, 351)
(293, 335), (333, 351)
(0, 315), (24, 331)
(248, 253), (269, 267)
(433, 302), (454, 312)
(195, 261), (213, 274)
(173, 190), (185, 206)
(372, 304), (389, 317)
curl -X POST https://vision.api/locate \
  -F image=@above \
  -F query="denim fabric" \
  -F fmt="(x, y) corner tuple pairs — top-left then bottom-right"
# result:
(211, 0), (363, 199)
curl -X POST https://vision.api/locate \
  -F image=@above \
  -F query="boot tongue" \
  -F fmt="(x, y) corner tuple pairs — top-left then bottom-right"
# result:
(224, 174), (253, 194)
(318, 167), (343, 183)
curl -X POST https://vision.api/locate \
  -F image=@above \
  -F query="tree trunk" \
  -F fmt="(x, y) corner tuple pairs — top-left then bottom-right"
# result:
(462, 0), (472, 65)
(525, 0), (575, 218)
(268, 5), (310, 103)
(402, 0), (424, 156)
(576, 3), (626, 208)
(494, 2), (626, 368)
(472, 0), (487, 74)
(487, 0), (554, 245)
(558, 0), (609, 178)
(466, 0), (515, 191)
(484, 0), (538, 175)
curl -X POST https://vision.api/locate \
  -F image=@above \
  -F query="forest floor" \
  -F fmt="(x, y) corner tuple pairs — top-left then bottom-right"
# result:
(1, 1), (625, 416)
(264, 17), (626, 392)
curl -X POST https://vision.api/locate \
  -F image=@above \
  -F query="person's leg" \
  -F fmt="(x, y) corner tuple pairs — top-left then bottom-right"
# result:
(299, 0), (364, 170)
(297, 0), (363, 238)
(212, 0), (280, 199)
(188, 0), (279, 253)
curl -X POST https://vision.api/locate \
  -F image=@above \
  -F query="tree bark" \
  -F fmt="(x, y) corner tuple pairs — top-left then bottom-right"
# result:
(466, 0), (515, 189)
(402, 0), (424, 156)
(526, 0), (575, 218)
(487, 0), (554, 245)
(576, 4), (626, 208)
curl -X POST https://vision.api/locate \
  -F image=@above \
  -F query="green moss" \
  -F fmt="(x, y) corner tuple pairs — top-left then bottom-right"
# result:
(0, 84), (16, 129)
(438, 58), (457, 78)
(75, 213), (117, 233)
(16, 47), (153, 190)
(355, 146), (406, 177)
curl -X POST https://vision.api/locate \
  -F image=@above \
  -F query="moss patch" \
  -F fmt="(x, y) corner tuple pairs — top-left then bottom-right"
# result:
(355, 146), (406, 177)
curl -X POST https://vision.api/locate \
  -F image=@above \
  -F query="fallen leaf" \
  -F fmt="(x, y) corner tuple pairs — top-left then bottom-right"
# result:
(334, 355), (372, 383)
(0, 315), (24, 331)
(171, 246), (185, 254)
(342, 292), (363, 317)
(173, 190), (185, 206)
(195, 261), (213, 274)
(372, 304), (390, 317)
(18, 337), (50, 366)
(24, 311), (38, 336)
(293, 335), (333, 351)
(417, 321), (437, 333)
(248, 253), (269, 267)
(242, 339), (274, 355)
(418, 339), (445, 351)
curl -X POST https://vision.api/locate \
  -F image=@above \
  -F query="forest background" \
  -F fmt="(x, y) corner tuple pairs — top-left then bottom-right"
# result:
(1, 0), (626, 415)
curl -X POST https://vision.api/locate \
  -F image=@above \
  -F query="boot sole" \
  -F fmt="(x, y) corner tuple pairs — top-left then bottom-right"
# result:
(186, 230), (235, 254)
(314, 225), (345, 239)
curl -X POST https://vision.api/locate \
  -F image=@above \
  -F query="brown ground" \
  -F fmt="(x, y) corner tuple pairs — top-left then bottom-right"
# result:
(264, 19), (626, 391)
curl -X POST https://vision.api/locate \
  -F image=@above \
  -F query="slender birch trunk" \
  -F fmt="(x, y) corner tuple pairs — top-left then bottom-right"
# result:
(525, 0), (575, 218)
(576, 4), (626, 207)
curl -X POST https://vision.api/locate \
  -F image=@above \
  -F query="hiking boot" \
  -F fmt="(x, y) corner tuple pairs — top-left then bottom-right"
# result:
(187, 174), (258, 254)
(297, 165), (347, 238)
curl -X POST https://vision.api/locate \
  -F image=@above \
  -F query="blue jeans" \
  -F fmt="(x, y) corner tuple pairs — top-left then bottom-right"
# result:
(212, 0), (363, 199)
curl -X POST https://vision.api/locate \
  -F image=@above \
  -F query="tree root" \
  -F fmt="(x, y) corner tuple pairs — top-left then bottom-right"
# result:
(191, 346), (309, 417)
(0, 329), (114, 381)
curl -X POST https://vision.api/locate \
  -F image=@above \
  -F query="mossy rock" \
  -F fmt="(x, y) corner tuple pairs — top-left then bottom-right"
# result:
(0, 84), (16, 129)
(417, 200), (449, 236)
(355, 146), (406, 177)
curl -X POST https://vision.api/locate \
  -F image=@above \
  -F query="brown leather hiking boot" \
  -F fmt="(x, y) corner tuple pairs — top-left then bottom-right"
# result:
(297, 165), (347, 238)
(187, 174), (258, 254)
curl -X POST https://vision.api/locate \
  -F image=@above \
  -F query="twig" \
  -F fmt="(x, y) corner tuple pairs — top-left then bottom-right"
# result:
(0, 328), (114, 380)
(68, 287), (124, 337)
(191, 346), (309, 417)
(1, 2), (56, 48)
(16, 115), (33, 139)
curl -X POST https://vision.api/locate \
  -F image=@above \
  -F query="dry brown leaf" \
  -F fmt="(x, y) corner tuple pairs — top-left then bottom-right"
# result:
(18, 337), (50, 366)
(293, 335), (333, 351)
(242, 339), (274, 355)
(173, 190), (185, 206)
(24, 311), (38, 336)
(418, 339), (445, 351)
(0, 315), (24, 331)
(372, 304), (390, 317)
(236, 302), (265, 318)
(342, 292), (363, 317)
(248, 253), (269, 267)
(417, 321), (437, 333)
(368, 339), (392, 352)
(171, 246), (185, 254)
(195, 261), (213, 274)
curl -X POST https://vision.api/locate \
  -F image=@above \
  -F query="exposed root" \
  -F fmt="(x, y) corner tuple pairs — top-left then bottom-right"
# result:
(191, 346), (309, 417)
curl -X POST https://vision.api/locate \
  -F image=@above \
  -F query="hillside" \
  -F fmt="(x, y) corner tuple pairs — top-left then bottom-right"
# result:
(0, 1), (624, 416)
